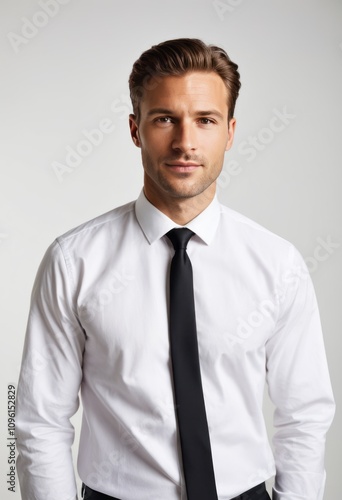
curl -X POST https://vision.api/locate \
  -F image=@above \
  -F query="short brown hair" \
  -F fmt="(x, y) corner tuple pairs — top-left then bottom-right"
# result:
(129, 38), (241, 123)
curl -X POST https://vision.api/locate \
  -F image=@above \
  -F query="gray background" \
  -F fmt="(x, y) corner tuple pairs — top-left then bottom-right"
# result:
(1, 0), (341, 498)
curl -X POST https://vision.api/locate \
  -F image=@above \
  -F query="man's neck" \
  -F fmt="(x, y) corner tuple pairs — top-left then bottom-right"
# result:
(143, 185), (216, 225)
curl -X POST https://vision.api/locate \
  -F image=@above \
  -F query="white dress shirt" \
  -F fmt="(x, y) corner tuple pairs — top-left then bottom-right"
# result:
(16, 190), (335, 500)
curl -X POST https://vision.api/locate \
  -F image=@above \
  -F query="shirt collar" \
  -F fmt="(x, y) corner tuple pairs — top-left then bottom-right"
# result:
(135, 189), (221, 245)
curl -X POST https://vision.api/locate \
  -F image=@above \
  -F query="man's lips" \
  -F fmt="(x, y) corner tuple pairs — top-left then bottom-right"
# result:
(164, 162), (202, 172)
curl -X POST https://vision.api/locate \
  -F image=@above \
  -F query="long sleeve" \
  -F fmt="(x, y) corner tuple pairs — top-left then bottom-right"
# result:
(14, 194), (336, 499)
(266, 248), (335, 500)
(16, 240), (86, 500)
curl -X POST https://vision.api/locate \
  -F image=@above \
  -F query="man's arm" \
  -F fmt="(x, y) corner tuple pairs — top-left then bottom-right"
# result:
(266, 247), (335, 500)
(16, 240), (86, 500)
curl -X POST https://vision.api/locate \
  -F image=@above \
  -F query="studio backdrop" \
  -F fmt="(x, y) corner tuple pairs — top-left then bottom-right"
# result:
(1, 1), (341, 498)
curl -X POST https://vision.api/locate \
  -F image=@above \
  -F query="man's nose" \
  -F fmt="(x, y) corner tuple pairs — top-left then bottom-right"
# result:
(171, 122), (197, 153)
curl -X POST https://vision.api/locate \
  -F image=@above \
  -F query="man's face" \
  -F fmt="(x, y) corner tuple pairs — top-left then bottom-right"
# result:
(129, 71), (236, 206)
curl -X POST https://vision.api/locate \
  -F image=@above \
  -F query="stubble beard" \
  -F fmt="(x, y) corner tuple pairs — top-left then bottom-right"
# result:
(142, 152), (222, 201)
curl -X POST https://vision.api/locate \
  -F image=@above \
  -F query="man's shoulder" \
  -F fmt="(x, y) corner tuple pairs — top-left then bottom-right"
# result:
(56, 199), (136, 246)
(220, 203), (288, 240)
(218, 202), (298, 259)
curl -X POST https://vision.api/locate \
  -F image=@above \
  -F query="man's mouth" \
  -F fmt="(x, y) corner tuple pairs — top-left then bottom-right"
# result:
(165, 162), (202, 172)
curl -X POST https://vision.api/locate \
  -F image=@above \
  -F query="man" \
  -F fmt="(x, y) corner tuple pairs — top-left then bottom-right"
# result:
(16, 38), (335, 500)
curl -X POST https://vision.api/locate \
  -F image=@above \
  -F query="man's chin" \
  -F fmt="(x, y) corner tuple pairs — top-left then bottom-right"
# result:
(162, 182), (215, 200)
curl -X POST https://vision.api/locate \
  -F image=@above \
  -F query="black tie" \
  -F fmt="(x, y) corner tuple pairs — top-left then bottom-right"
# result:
(166, 228), (218, 500)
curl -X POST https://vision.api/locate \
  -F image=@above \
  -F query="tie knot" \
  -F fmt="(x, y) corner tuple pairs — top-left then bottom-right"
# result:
(166, 228), (194, 251)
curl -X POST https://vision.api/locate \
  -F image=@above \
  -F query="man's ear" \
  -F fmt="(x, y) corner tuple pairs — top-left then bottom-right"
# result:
(225, 118), (236, 152)
(129, 114), (141, 147)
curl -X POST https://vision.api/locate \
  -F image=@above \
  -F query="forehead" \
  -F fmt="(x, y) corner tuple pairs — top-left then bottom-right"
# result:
(140, 71), (229, 113)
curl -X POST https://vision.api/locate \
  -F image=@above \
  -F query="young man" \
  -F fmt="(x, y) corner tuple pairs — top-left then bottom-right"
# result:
(16, 38), (335, 500)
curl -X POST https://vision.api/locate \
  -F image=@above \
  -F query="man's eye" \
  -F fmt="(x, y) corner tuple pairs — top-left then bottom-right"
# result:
(199, 118), (214, 125)
(156, 117), (172, 123)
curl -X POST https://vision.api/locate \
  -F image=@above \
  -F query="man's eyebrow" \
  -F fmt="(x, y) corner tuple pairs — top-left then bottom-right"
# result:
(146, 108), (225, 119)
(194, 110), (225, 120)
(146, 108), (174, 117)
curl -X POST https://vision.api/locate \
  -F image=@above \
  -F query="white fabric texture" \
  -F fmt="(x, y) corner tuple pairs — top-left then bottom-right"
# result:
(16, 190), (335, 500)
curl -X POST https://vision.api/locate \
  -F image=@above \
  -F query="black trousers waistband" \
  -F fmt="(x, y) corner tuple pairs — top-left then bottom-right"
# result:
(82, 481), (269, 500)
